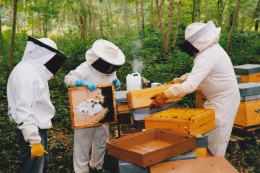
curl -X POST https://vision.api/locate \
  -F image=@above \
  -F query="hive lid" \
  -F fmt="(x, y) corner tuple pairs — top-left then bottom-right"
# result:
(234, 64), (260, 75)
(238, 82), (260, 96)
(115, 91), (127, 105)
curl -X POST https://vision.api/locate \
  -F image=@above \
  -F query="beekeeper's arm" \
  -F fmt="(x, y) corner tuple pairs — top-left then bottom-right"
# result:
(16, 79), (47, 159)
(164, 54), (214, 99)
(64, 62), (96, 91)
(166, 73), (190, 85)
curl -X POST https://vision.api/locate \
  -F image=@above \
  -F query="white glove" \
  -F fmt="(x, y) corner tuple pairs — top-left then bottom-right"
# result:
(173, 73), (189, 84)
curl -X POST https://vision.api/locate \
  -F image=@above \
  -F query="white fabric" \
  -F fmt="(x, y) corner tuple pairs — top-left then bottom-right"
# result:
(166, 44), (240, 156)
(7, 38), (57, 144)
(89, 39), (125, 66)
(173, 73), (189, 84)
(185, 21), (221, 53)
(64, 56), (117, 172)
(73, 126), (109, 173)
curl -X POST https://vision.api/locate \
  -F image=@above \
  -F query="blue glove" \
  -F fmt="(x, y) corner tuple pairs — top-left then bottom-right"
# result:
(75, 79), (96, 91)
(113, 79), (120, 90)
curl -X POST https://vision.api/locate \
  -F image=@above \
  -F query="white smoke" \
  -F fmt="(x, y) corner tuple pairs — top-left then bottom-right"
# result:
(132, 59), (143, 73)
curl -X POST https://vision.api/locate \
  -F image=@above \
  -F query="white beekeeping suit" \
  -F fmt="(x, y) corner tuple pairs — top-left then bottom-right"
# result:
(7, 36), (67, 144)
(164, 21), (240, 156)
(65, 39), (125, 173)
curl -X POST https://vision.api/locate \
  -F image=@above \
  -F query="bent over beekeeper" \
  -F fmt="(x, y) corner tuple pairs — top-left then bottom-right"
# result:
(150, 21), (240, 156)
(7, 36), (67, 173)
(64, 39), (125, 173)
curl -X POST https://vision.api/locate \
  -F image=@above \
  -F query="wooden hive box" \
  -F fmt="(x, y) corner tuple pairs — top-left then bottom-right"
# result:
(126, 84), (182, 110)
(145, 108), (215, 136)
(68, 84), (117, 129)
(234, 64), (260, 83)
(234, 83), (260, 127)
(106, 128), (196, 168)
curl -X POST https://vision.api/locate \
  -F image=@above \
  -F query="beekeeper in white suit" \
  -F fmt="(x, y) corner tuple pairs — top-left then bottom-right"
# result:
(7, 36), (67, 172)
(150, 21), (240, 156)
(64, 39), (125, 173)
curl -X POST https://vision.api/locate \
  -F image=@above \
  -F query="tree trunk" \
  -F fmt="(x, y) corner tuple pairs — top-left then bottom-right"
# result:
(150, 0), (154, 29)
(135, 0), (140, 33)
(255, 0), (260, 31)
(172, 0), (182, 50)
(108, 0), (114, 38)
(242, 0), (260, 61)
(163, 0), (174, 55)
(8, 0), (18, 76)
(141, 0), (144, 30)
(156, 0), (165, 54)
(0, 4), (2, 39)
(192, 0), (196, 22)
(226, 0), (241, 55)
(155, 0), (165, 29)
(89, 0), (98, 39)
(217, 0), (226, 27)
(69, 0), (85, 38)
(96, 6), (104, 38)
(196, 0), (200, 22)
(124, 0), (130, 33)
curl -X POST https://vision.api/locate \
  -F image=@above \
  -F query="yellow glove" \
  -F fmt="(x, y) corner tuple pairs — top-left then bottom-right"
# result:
(150, 92), (169, 109)
(166, 80), (175, 85)
(31, 143), (48, 160)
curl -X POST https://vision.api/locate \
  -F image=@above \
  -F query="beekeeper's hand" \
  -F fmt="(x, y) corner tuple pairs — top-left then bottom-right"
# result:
(75, 79), (96, 91)
(150, 92), (169, 109)
(31, 143), (48, 160)
(113, 79), (120, 90)
(172, 73), (189, 84)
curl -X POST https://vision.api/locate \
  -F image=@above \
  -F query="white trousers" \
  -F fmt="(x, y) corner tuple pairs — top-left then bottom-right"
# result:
(73, 125), (109, 173)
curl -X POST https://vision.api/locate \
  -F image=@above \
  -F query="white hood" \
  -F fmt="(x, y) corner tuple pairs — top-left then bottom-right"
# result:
(22, 36), (67, 81)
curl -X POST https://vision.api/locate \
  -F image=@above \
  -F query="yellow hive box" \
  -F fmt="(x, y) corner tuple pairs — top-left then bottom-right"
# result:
(145, 108), (215, 136)
(234, 100), (260, 127)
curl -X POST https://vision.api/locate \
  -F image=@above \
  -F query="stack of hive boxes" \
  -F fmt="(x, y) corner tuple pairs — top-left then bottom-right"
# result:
(233, 64), (260, 130)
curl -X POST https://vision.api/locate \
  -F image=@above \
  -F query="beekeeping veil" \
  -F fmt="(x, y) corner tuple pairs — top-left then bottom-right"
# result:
(178, 21), (221, 57)
(22, 36), (67, 80)
(85, 39), (125, 74)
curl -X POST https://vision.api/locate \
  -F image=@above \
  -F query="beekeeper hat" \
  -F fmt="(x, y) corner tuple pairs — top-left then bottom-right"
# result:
(178, 21), (221, 57)
(85, 39), (125, 74)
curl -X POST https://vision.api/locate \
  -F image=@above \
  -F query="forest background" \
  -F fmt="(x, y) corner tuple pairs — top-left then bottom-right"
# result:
(0, 0), (259, 172)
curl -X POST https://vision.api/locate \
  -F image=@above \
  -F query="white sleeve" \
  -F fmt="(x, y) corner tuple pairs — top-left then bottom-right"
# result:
(16, 79), (41, 144)
(165, 54), (215, 98)
(181, 54), (215, 94)
(64, 62), (87, 87)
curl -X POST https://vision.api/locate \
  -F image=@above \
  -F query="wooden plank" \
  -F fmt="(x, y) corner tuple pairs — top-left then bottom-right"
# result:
(68, 84), (117, 129)
(126, 84), (182, 110)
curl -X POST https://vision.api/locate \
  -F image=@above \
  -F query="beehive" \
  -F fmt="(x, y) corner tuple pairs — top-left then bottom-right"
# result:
(106, 128), (196, 168)
(234, 83), (260, 127)
(145, 108), (215, 136)
(234, 64), (260, 83)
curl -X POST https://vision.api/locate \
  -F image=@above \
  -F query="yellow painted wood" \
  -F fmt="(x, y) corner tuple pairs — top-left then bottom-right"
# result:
(234, 100), (260, 127)
(236, 72), (260, 83)
(126, 84), (182, 110)
(144, 108), (215, 135)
